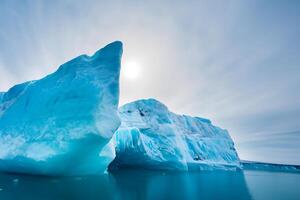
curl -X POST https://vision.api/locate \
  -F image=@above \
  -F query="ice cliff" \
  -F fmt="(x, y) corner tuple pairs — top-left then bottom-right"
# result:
(110, 99), (241, 171)
(0, 41), (122, 175)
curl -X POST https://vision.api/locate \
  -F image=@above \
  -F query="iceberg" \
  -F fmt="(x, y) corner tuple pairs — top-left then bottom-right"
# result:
(110, 99), (241, 171)
(0, 41), (122, 175)
(242, 161), (300, 173)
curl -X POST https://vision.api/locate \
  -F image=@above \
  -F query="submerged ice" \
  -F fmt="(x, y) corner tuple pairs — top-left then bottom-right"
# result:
(110, 99), (241, 171)
(0, 41), (122, 175)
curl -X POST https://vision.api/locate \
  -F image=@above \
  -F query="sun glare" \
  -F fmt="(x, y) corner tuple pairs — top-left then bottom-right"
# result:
(122, 60), (140, 80)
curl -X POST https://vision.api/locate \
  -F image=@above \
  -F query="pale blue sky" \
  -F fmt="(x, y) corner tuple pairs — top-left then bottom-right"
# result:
(0, 0), (299, 164)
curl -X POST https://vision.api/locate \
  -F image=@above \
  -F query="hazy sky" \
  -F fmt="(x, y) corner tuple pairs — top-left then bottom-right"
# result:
(0, 0), (299, 164)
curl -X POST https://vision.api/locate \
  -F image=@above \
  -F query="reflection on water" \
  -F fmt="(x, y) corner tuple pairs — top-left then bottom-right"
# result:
(112, 170), (251, 200)
(0, 169), (299, 200)
(0, 169), (251, 200)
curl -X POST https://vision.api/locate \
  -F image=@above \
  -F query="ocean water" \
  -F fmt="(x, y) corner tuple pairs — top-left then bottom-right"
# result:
(0, 169), (299, 200)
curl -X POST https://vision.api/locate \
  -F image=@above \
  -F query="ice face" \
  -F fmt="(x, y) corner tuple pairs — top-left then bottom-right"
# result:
(0, 92), (3, 102)
(110, 99), (241, 171)
(0, 41), (122, 175)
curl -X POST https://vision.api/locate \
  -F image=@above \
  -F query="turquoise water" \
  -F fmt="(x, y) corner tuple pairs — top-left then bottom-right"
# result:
(0, 169), (299, 200)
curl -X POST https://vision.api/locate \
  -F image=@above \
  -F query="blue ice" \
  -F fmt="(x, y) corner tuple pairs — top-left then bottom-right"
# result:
(0, 41), (122, 175)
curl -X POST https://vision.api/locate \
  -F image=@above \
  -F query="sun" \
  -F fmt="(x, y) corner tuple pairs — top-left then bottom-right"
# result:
(122, 60), (140, 80)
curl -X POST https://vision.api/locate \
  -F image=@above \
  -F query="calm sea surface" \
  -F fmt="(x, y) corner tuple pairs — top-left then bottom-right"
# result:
(0, 169), (299, 200)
